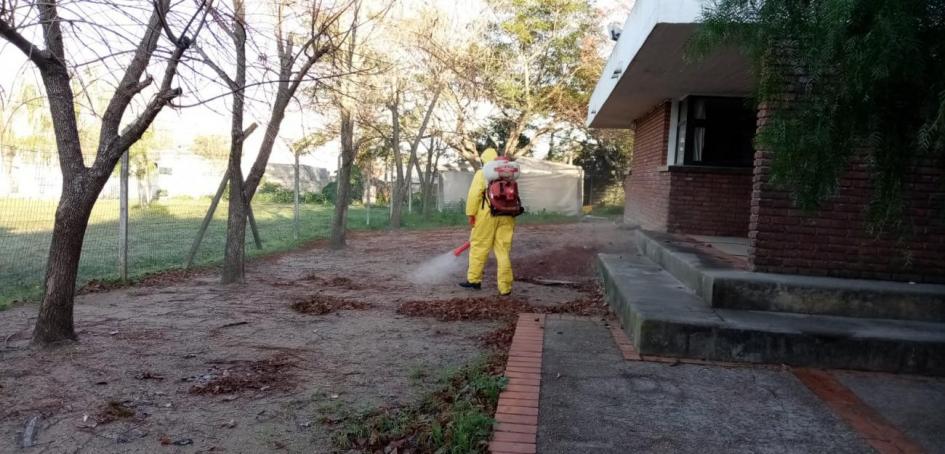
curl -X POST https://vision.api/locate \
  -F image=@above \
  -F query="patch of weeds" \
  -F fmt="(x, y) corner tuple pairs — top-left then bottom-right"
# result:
(328, 355), (507, 453)
(291, 294), (369, 315)
(409, 364), (432, 386)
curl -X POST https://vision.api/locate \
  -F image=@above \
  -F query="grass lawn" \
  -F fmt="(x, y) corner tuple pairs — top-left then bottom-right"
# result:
(0, 197), (574, 308)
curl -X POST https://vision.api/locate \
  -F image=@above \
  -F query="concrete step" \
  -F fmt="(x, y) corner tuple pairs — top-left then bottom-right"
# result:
(599, 253), (945, 375)
(636, 230), (945, 323)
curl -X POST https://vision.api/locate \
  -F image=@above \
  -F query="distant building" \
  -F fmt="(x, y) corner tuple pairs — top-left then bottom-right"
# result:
(438, 157), (584, 216)
(0, 148), (331, 201)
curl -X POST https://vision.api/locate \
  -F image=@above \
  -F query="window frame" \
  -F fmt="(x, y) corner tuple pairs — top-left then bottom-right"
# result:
(674, 95), (756, 168)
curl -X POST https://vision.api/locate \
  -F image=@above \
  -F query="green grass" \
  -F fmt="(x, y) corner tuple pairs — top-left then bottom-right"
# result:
(328, 355), (506, 453)
(589, 204), (625, 217)
(0, 197), (576, 308)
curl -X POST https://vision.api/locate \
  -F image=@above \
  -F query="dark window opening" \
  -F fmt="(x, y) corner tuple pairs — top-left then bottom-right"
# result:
(675, 96), (756, 167)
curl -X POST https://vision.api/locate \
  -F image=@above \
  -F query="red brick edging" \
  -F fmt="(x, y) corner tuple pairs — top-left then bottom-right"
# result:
(489, 313), (545, 454)
(793, 368), (926, 454)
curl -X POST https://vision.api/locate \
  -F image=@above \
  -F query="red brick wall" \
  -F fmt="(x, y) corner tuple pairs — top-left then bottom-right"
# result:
(666, 167), (753, 237)
(624, 103), (671, 229)
(749, 146), (945, 283)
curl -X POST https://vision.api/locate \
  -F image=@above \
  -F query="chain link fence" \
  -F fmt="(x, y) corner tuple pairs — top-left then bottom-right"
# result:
(0, 146), (396, 307)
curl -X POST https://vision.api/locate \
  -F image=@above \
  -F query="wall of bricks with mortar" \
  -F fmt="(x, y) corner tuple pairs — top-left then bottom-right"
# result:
(749, 108), (945, 282)
(667, 166), (753, 237)
(624, 103), (671, 229)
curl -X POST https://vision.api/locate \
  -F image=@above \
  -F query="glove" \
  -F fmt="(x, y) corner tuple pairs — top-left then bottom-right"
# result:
(468, 215), (476, 227)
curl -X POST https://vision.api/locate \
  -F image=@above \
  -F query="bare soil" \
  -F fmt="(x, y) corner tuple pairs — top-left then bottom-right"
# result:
(0, 221), (633, 453)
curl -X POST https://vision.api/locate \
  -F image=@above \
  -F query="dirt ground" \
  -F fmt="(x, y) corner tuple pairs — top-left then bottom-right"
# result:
(0, 221), (633, 453)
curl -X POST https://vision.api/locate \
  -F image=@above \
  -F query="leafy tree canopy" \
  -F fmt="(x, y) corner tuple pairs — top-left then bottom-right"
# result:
(483, 0), (599, 156)
(693, 0), (945, 228)
(191, 134), (230, 161)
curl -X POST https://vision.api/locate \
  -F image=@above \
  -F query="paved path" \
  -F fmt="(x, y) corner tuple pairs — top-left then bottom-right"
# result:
(491, 315), (945, 453)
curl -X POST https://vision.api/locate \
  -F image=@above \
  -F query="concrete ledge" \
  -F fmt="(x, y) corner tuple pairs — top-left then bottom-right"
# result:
(635, 230), (945, 323)
(599, 253), (945, 375)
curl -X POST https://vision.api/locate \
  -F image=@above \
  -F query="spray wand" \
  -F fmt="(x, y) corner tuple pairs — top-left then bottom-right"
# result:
(452, 241), (471, 256)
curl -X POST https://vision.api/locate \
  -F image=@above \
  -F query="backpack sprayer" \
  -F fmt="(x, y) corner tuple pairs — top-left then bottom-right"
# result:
(451, 157), (522, 257)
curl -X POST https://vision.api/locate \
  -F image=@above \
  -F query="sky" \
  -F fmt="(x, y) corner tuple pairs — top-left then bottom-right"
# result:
(0, 0), (630, 172)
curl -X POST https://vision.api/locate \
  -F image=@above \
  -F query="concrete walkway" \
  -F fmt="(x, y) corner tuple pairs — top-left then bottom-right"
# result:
(531, 316), (945, 454)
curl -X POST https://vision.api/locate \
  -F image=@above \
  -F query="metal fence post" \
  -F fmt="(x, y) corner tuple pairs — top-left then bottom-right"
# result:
(293, 152), (300, 241)
(119, 150), (129, 281)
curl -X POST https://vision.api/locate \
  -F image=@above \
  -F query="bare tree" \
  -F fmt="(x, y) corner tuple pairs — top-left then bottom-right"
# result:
(0, 0), (207, 344)
(416, 135), (445, 216)
(329, 1), (360, 248)
(199, 0), (250, 283)
(198, 0), (351, 282)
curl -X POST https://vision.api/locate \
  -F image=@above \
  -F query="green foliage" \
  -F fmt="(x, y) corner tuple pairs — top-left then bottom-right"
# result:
(191, 134), (229, 161)
(330, 355), (506, 453)
(693, 0), (945, 229)
(255, 181), (325, 205)
(474, 117), (532, 155)
(487, 0), (596, 108)
(567, 130), (633, 205)
(482, 0), (601, 155)
(0, 83), (55, 160)
(321, 166), (365, 205)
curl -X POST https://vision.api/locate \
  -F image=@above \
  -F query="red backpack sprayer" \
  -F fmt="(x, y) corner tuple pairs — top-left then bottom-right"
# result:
(407, 157), (521, 284)
(450, 156), (522, 257)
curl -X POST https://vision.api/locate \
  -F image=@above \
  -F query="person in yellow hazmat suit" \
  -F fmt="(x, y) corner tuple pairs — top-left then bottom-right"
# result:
(459, 148), (516, 296)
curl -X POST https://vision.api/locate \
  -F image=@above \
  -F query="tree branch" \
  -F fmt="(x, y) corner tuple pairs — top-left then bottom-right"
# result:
(97, 0), (171, 158)
(195, 44), (236, 89)
(0, 17), (53, 65)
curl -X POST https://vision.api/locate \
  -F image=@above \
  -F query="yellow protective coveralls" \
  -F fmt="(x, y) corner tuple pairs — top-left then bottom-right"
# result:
(465, 148), (516, 295)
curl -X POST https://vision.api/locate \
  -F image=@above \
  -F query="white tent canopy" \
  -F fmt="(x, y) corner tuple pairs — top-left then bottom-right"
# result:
(437, 157), (584, 216)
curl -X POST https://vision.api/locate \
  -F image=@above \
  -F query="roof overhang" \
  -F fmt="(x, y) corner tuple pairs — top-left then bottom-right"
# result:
(587, 0), (754, 129)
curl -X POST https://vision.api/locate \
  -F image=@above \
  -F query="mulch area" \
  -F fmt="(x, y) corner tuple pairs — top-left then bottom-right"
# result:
(397, 283), (610, 324)
(188, 354), (297, 396)
(291, 294), (371, 315)
(397, 297), (534, 322)
(513, 245), (600, 282)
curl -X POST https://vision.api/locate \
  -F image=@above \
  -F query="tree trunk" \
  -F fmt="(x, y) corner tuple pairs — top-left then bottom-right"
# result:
(221, 1), (247, 284)
(32, 189), (97, 344)
(388, 95), (404, 229)
(404, 152), (415, 215)
(1, 148), (17, 194)
(293, 151), (300, 241)
(12, 0), (196, 346)
(222, 159), (247, 283)
(420, 139), (435, 217)
(330, 109), (355, 248)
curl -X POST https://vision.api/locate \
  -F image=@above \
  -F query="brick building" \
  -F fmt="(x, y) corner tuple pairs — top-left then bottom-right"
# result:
(589, 0), (944, 284)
